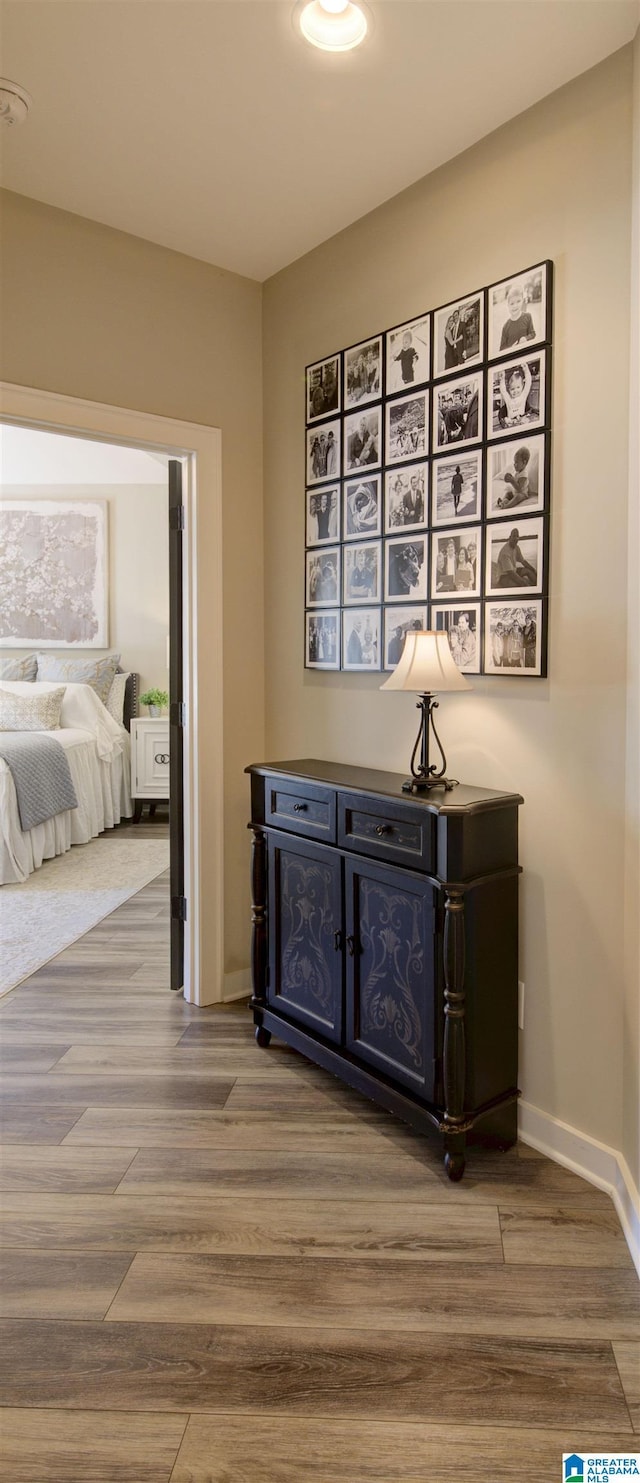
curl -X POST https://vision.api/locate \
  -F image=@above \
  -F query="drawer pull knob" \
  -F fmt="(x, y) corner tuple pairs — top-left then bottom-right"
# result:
(154, 753), (170, 765)
(375, 823), (390, 837)
(293, 802), (308, 813)
(346, 934), (357, 957)
(334, 930), (343, 952)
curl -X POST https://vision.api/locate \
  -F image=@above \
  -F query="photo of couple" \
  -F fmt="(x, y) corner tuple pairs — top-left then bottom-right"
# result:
(342, 609), (381, 671)
(432, 528), (481, 598)
(434, 293), (484, 378)
(385, 464), (427, 533)
(345, 337), (382, 409)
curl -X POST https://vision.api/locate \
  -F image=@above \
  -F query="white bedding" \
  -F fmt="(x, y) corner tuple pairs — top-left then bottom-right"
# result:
(0, 682), (133, 885)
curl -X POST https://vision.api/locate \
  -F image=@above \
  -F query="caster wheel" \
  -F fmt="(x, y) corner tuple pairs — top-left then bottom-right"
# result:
(444, 1151), (465, 1182)
(255, 1025), (272, 1048)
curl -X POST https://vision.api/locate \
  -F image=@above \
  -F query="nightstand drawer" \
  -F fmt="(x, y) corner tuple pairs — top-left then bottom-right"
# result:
(265, 776), (336, 842)
(338, 793), (435, 872)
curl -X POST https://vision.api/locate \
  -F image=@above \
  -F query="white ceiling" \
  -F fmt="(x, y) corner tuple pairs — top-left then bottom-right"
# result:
(1, 0), (638, 281)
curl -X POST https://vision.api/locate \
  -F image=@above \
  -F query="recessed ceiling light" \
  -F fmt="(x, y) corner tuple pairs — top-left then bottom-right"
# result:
(298, 0), (368, 52)
(0, 78), (32, 127)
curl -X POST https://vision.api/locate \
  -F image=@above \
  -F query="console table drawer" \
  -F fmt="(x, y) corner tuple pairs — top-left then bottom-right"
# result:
(265, 777), (336, 842)
(338, 793), (435, 871)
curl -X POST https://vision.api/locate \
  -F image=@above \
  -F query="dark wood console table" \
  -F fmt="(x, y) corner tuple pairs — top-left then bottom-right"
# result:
(246, 759), (522, 1180)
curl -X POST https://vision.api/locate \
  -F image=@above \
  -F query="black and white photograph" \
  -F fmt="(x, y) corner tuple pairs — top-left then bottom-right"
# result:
(305, 610), (340, 669)
(384, 463), (428, 533)
(343, 475), (382, 540)
(488, 263), (549, 361)
(433, 372), (482, 451)
(432, 604), (481, 674)
(384, 535), (428, 603)
(383, 606), (428, 670)
(344, 405), (382, 474)
(484, 600), (543, 675)
(431, 526), (481, 599)
(343, 540), (382, 605)
(487, 434), (546, 518)
(385, 315), (430, 396)
(306, 484), (340, 546)
(433, 292), (484, 378)
(488, 351), (546, 439)
(342, 608), (381, 671)
(305, 546), (340, 607)
(485, 517), (544, 596)
(344, 335), (382, 409)
(385, 390), (429, 465)
(432, 449), (482, 526)
(306, 353), (341, 423)
(306, 418), (341, 484)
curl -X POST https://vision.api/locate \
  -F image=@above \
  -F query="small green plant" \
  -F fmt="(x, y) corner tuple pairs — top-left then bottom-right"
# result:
(140, 688), (168, 709)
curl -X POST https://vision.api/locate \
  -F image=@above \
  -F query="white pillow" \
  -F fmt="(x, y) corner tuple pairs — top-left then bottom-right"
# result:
(0, 685), (66, 732)
(105, 672), (130, 726)
(0, 655), (37, 681)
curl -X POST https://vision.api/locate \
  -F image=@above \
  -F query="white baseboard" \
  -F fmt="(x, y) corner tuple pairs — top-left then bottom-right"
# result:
(519, 1100), (640, 1277)
(222, 968), (251, 1002)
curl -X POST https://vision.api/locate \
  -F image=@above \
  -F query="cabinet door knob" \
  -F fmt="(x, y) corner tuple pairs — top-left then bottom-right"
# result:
(293, 802), (308, 813)
(346, 934), (357, 957)
(334, 930), (343, 952)
(155, 753), (170, 765)
(375, 823), (389, 837)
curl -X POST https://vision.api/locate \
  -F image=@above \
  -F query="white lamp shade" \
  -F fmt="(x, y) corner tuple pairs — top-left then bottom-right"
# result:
(380, 630), (472, 694)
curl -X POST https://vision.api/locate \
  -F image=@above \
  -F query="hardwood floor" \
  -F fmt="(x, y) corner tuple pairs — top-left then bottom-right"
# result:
(0, 870), (638, 1481)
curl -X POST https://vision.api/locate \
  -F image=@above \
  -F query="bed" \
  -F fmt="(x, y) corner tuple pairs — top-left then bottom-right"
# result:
(0, 679), (136, 885)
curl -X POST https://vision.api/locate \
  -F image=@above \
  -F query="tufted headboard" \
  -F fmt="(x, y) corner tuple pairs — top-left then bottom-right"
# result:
(122, 672), (139, 732)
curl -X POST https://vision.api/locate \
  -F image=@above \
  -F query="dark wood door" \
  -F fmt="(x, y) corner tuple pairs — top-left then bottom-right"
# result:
(268, 834), (344, 1044)
(168, 459), (185, 993)
(345, 857), (439, 1101)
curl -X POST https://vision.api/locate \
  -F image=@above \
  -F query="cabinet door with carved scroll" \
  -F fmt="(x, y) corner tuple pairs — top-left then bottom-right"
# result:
(268, 834), (344, 1044)
(345, 857), (439, 1100)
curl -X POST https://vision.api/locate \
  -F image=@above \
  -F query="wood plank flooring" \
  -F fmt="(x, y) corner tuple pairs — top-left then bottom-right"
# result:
(0, 864), (638, 1482)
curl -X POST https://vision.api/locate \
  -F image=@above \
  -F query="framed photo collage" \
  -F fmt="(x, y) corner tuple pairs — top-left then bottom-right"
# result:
(304, 260), (552, 677)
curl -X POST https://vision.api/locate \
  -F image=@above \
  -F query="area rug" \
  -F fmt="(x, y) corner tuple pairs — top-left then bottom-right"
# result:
(0, 837), (170, 997)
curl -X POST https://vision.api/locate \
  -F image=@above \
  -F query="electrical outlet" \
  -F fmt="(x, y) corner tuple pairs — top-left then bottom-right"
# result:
(518, 981), (525, 1030)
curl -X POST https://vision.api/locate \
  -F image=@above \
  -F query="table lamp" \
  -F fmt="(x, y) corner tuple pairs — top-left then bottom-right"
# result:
(380, 629), (471, 793)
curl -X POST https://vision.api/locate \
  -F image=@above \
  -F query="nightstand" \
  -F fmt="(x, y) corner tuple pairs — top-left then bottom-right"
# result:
(130, 717), (170, 821)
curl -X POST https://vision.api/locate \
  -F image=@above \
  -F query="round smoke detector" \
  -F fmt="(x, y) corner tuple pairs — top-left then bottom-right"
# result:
(0, 79), (32, 127)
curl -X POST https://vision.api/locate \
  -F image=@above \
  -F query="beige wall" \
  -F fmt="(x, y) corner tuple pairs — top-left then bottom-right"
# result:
(2, 483), (170, 699)
(263, 51), (634, 1156)
(623, 28), (640, 1193)
(0, 189), (263, 978)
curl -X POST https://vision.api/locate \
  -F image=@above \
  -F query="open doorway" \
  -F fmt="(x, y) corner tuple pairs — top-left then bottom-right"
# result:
(0, 423), (184, 991)
(0, 384), (222, 1005)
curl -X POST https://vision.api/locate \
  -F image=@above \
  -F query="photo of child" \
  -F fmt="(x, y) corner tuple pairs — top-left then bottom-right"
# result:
(386, 315), (430, 395)
(488, 435), (545, 517)
(488, 264), (548, 359)
(488, 352), (546, 439)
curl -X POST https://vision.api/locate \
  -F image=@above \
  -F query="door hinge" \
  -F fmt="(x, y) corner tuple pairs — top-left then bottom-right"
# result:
(170, 701), (186, 727)
(169, 505), (185, 531)
(171, 895), (187, 922)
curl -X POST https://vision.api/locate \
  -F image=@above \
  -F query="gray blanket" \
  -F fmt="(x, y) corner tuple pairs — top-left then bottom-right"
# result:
(0, 733), (79, 831)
